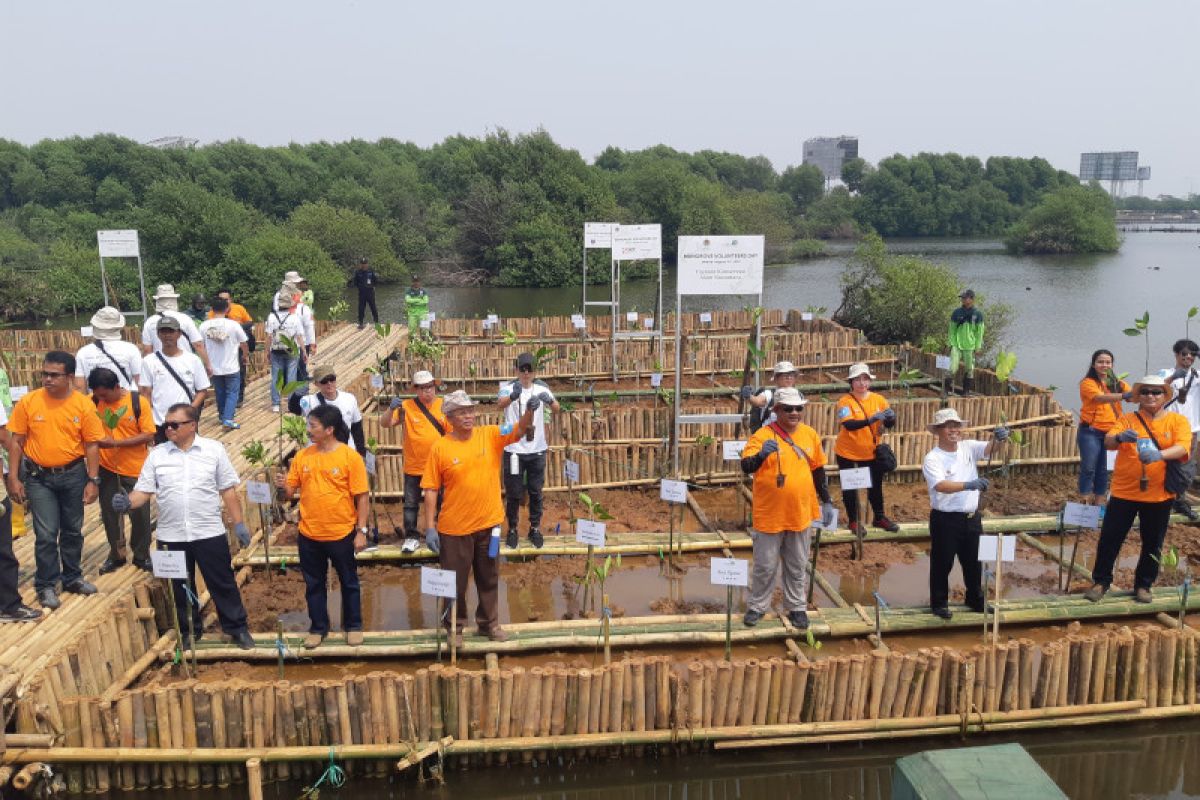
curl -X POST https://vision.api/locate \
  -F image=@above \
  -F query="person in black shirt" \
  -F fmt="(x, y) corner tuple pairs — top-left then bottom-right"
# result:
(349, 257), (379, 329)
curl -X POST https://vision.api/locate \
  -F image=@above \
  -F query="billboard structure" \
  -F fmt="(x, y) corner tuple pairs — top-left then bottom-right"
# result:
(803, 136), (859, 183)
(1080, 151), (1140, 195)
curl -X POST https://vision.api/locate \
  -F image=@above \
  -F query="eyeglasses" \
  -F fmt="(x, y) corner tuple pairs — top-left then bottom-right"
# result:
(518, 365), (533, 372)
(319, 376), (337, 384)
(40, 371), (67, 380)
(163, 420), (196, 431)
(1139, 389), (1166, 396)
(777, 404), (804, 413)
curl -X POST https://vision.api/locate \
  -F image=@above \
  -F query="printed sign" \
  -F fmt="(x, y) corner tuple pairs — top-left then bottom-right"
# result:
(420, 566), (458, 599)
(1106, 450), (1117, 471)
(660, 479), (688, 504)
(710, 557), (749, 587)
(364, 452), (377, 476)
(97, 229), (140, 258)
(576, 519), (606, 547)
(978, 534), (1016, 562)
(642, 317), (654, 329)
(800, 313), (813, 322)
(840, 467), (873, 490)
(676, 236), (765, 296)
(564, 459), (581, 482)
(699, 312), (712, 324)
(722, 440), (747, 460)
(935, 355), (952, 371)
(151, 550), (188, 580)
(419, 319), (431, 330)
(245, 480), (272, 505)
(80, 325), (94, 338)
(611, 224), (662, 261)
(9, 386), (28, 401)
(486, 314), (499, 325)
(571, 314), (586, 328)
(626, 311), (639, 323)
(1063, 501), (1102, 529)
(427, 312), (436, 322)
(370, 374), (384, 390)
(584, 222), (616, 249)
(650, 372), (663, 387)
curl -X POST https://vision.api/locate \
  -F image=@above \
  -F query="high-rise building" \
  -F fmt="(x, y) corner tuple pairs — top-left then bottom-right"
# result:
(803, 136), (859, 182)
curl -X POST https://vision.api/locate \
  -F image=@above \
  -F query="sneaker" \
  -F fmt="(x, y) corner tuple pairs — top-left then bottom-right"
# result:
(528, 528), (544, 549)
(222, 420), (241, 430)
(788, 610), (809, 630)
(873, 516), (900, 533)
(303, 632), (325, 649)
(1135, 588), (1154, 604)
(1174, 500), (1199, 522)
(1083, 584), (1107, 603)
(346, 631), (364, 647)
(99, 557), (127, 575)
(931, 606), (952, 620)
(849, 521), (864, 538)
(401, 537), (420, 554)
(271, 405), (280, 414)
(63, 580), (97, 596)
(743, 609), (764, 627)
(38, 589), (61, 610)
(505, 529), (518, 549)
(0, 606), (41, 623)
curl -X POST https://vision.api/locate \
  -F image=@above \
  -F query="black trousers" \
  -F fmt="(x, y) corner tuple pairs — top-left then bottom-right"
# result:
(928, 509), (984, 610)
(403, 474), (442, 538)
(0, 499), (21, 614)
(504, 451), (546, 531)
(836, 454), (887, 523)
(1091, 496), (1173, 591)
(357, 290), (378, 325)
(162, 536), (248, 636)
(298, 530), (362, 635)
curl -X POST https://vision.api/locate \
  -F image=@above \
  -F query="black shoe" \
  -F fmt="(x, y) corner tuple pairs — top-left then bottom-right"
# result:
(743, 609), (764, 627)
(0, 606), (41, 623)
(931, 606), (952, 620)
(1174, 500), (1199, 521)
(505, 528), (519, 549)
(966, 597), (986, 613)
(38, 589), (60, 610)
(132, 558), (153, 572)
(872, 516), (900, 533)
(528, 528), (544, 549)
(788, 610), (810, 630)
(231, 630), (256, 650)
(63, 580), (98, 596)
(99, 557), (126, 575)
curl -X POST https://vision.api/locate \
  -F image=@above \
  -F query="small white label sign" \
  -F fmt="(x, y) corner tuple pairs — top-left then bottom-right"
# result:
(80, 325), (94, 337)
(1106, 450), (1117, 471)
(486, 314), (499, 325)
(420, 566), (458, 599)
(935, 355), (952, 371)
(643, 317), (654, 329)
(564, 459), (580, 482)
(840, 467), (873, 490)
(370, 374), (384, 390)
(710, 558), (749, 587)
(626, 311), (638, 323)
(419, 319), (431, 330)
(801, 313), (813, 322)
(699, 312), (712, 324)
(245, 480), (272, 505)
(9, 386), (28, 401)
(650, 372), (662, 387)
(660, 479), (688, 504)
(978, 534), (1016, 562)
(1063, 501), (1102, 529)
(151, 550), (188, 580)
(427, 312), (436, 322)
(576, 519), (606, 547)
(723, 440), (747, 460)
(571, 314), (586, 328)
(365, 452), (377, 476)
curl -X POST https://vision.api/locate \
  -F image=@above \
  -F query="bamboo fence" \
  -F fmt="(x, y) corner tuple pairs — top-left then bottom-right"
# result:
(429, 308), (796, 339)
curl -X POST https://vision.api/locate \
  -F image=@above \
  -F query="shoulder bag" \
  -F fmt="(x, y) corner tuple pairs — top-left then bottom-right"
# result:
(851, 395), (897, 474)
(1132, 411), (1192, 496)
(153, 352), (195, 402)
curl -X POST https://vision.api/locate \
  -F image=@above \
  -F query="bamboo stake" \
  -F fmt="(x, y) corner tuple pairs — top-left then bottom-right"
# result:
(727, 661), (746, 726)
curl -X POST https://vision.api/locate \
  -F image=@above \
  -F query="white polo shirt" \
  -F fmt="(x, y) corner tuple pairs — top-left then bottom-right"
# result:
(922, 440), (988, 513)
(199, 318), (248, 376)
(134, 435), (239, 542)
(1160, 367), (1200, 434)
(139, 352), (212, 424)
(299, 390), (363, 430)
(75, 340), (143, 391)
(499, 381), (556, 454)
(142, 311), (203, 353)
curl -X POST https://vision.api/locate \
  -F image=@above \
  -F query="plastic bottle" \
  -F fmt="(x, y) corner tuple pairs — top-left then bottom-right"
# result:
(488, 526), (500, 558)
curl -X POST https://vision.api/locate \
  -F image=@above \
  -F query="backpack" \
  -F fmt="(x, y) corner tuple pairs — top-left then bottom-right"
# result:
(748, 388), (773, 433)
(269, 311), (294, 352)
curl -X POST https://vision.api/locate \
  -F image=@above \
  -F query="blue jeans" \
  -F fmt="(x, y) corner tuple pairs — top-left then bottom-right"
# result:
(1077, 423), (1109, 495)
(22, 459), (87, 592)
(269, 351), (299, 405)
(212, 372), (242, 423)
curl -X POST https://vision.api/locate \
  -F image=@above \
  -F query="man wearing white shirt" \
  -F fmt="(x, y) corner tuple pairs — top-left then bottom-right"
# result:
(298, 367), (365, 454)
(1159, 338), (1200, 520)
(743, 361), (799, 433)
(141, 284), (210, 374)
(921, 407), (1008, 620)
(139, 317), (211, 442)
(116, 403), (253, 650)
(497, 352), (560, 549)
(199, 298), (249, 430)
(73, 306), (142, 393)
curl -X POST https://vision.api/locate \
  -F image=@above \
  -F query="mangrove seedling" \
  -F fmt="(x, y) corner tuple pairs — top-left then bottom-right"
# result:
(1189, 307), (1198, 340)
(272, 334), (309, 466)
(501, 327), (519, 346)
(241, 439), (278, 576)
(804, 628), (823, 652)
(577, 492), (613, 613)
(281, 414), (309, 449)
(582, 553), (622, 665)
(695, 434), (716, 447)
(897, 366), (923, 398)
(327, 299), (349, 320)
(1122, 311), (1151, 375)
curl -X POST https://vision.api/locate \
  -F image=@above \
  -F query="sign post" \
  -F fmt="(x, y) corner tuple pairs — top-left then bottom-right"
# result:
(582, 222), (616, 321)
(96, 229), (148, 319)
(979, 534), (1015, 644)
(421, 566), (458, 663)
(609, 224), (664, 380)
(711, 558), (749, 661)
(152, 550), (191, 676)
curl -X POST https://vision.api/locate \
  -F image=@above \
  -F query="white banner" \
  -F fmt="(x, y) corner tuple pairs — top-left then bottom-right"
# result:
(584, 222), (616, 249)
(677, 235), (764, 296)
(97, 229), (140, 258)
(612, 224), (662, 261)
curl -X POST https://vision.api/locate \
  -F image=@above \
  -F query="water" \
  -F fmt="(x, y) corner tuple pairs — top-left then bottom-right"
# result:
(358, 232), (1200, 412)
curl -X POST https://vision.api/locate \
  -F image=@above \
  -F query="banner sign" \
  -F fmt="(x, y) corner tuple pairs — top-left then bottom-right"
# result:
(677, 236), (764, 296)
(97, 229), (140, 258)
(612, 224), (662, 261)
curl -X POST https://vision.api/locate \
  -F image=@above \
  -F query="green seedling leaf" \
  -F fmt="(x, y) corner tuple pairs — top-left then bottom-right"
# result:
(374, 323), (393, 338)
(994, 351), (1018, 383)
(1190, 307), (1199, 320)
(1123, 328), (1143, 337)
(366, 437), (379, 455)
(695, 434), (716, 447)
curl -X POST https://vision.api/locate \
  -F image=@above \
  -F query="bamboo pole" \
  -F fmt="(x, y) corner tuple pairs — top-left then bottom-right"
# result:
(245, 758), (264, 800)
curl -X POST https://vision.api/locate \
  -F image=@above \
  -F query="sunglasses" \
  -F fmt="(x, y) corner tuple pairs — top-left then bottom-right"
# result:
(319, 376), (337, 384)
(518, 365), (533, 372)
(1139, 388), (1165, 396)
(163, 420), (195, 431)
(777, 404), (804, 413)
(40, 371), (67, 379)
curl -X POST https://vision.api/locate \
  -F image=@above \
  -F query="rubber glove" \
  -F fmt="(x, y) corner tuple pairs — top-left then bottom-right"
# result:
(740, 385), (754, 400)
(424, 527), (440, 555)
(233, 522), (251, 547)
(962, 478), (990, 492)
(1115, 429), (1139, 443)
(993, 426), (1010, 441)
(760, 440), (779, 456)
(1139, 447), (1164, 464)
(112, 493), (131, 514)
(389, 397), (404, 410)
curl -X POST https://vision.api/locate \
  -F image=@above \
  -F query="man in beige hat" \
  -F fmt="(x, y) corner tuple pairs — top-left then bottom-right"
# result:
(74, 306), (142, 393)
(421, 390), (537, 643)
(922, 407), (1008, 619)
(380, 370), (448, 553)
(142, 284), (210, 374)
(744, 360), (799, 433)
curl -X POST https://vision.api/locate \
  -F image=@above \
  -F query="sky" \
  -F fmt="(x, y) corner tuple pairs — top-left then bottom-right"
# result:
(3, 0), (1198, 197)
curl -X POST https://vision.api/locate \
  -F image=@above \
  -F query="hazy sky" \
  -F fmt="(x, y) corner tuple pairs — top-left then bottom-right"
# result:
(4, 1), (1197, 196)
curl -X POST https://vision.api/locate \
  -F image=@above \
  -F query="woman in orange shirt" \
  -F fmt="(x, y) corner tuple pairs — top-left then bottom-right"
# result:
(1084, 375), (1191, 603)
(1077, 349), (1131, 505)
(834, 363), (898, 534)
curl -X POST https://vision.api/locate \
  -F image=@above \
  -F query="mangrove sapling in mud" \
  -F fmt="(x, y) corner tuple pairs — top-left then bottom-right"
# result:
(1151, 547), (1190, 625)
(327, 299), (349, 321)
(897, 367), (923, 399)
(576, 493), (613, 614)
(583, 553), (622, 666)
(1123, 311), (1152, 376)
(241, 440), (278, 580)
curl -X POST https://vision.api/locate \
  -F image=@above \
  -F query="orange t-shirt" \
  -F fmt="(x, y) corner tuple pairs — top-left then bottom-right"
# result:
(207, 303), (253, 324)
(286, 443), (369, 541)
(834, 391), (890, 461)
(742, 422), (826, 534)
(397, 397), (449, 476)
(1109, 411), (1192, 503)
(421, 426), (521, 535)
(1079, 377), (1129, 431)
(8, 389), (105, 467)
(96, 392), (156, 477)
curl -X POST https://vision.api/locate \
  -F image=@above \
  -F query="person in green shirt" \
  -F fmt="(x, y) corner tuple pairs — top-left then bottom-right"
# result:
(405, 275), (430, 334)
(947, 289), (985, 395)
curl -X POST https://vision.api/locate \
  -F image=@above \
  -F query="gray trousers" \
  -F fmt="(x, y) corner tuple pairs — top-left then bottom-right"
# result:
(748, 528), (812, 614)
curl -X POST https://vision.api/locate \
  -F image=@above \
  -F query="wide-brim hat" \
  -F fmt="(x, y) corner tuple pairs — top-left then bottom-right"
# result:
(412, 370), (434, 386)
(928, 407), (968, 432)
(152, 284), (180, 300)
(283, 271), (305, 284)
(89, 306), (125, 340)
(1131, 374), (1175, 403)
(275, 289), (297, 308)
(310, 366), (336, 384)
(442, 390), (477, 415)
(772, 360), (797, 375)
(848, 363), (875, 381)
(774, 387), (808, 407)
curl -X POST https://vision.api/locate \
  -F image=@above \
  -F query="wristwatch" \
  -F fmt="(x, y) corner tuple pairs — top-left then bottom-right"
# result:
(358, 526), (369, 536)
(88, 476), (101, 486)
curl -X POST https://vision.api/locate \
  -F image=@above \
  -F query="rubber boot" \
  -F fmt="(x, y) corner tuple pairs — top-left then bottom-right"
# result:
(941, 376), (952, 397)
(962, 376), (975, 396)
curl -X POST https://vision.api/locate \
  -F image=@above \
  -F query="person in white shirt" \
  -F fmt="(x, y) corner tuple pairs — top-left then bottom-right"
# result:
(1159, 338), (1200, 520)
(74, 306), (142, 393)
(141, 284), (210, 373)
(497, 352), (560, 549)
(298, 367), (365, 454)
(139, 317), (211, 442)
(265, 290), (307, 413)
(114, 403), (253, 650)
(921, 407), (1009, 620)
(199, 298), (249, 429)
(743, 361), (799, 433)
(272, 282), (318, 372)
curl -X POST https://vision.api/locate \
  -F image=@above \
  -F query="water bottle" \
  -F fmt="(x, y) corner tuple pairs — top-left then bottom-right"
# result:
(488, 526), (500, 558)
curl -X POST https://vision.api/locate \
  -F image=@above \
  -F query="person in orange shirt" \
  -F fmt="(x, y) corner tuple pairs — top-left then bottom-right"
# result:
(421, 390), (535, 644)
(1085, 375), (1191, 604)
(277, 404), (370, 649)
(6, 351), (105, 609)
(1077, 349), (1132, 505)
(739, 387), (835, 630)
(89, 368), (156, 574)
(379, 370), (447, 553)
(834, 363), (899, 535)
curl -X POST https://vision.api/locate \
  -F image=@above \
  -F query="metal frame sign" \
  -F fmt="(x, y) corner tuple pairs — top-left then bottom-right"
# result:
(97, 230), (140, 258)
(612, 224), (662, 261)
(677, 236), (764, 296)
(584, 222), (615, 249)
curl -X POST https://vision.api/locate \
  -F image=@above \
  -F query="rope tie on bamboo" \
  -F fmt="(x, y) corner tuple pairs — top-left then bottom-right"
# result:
(182, 583), (200, 609)
(301, 747), (347, 798)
